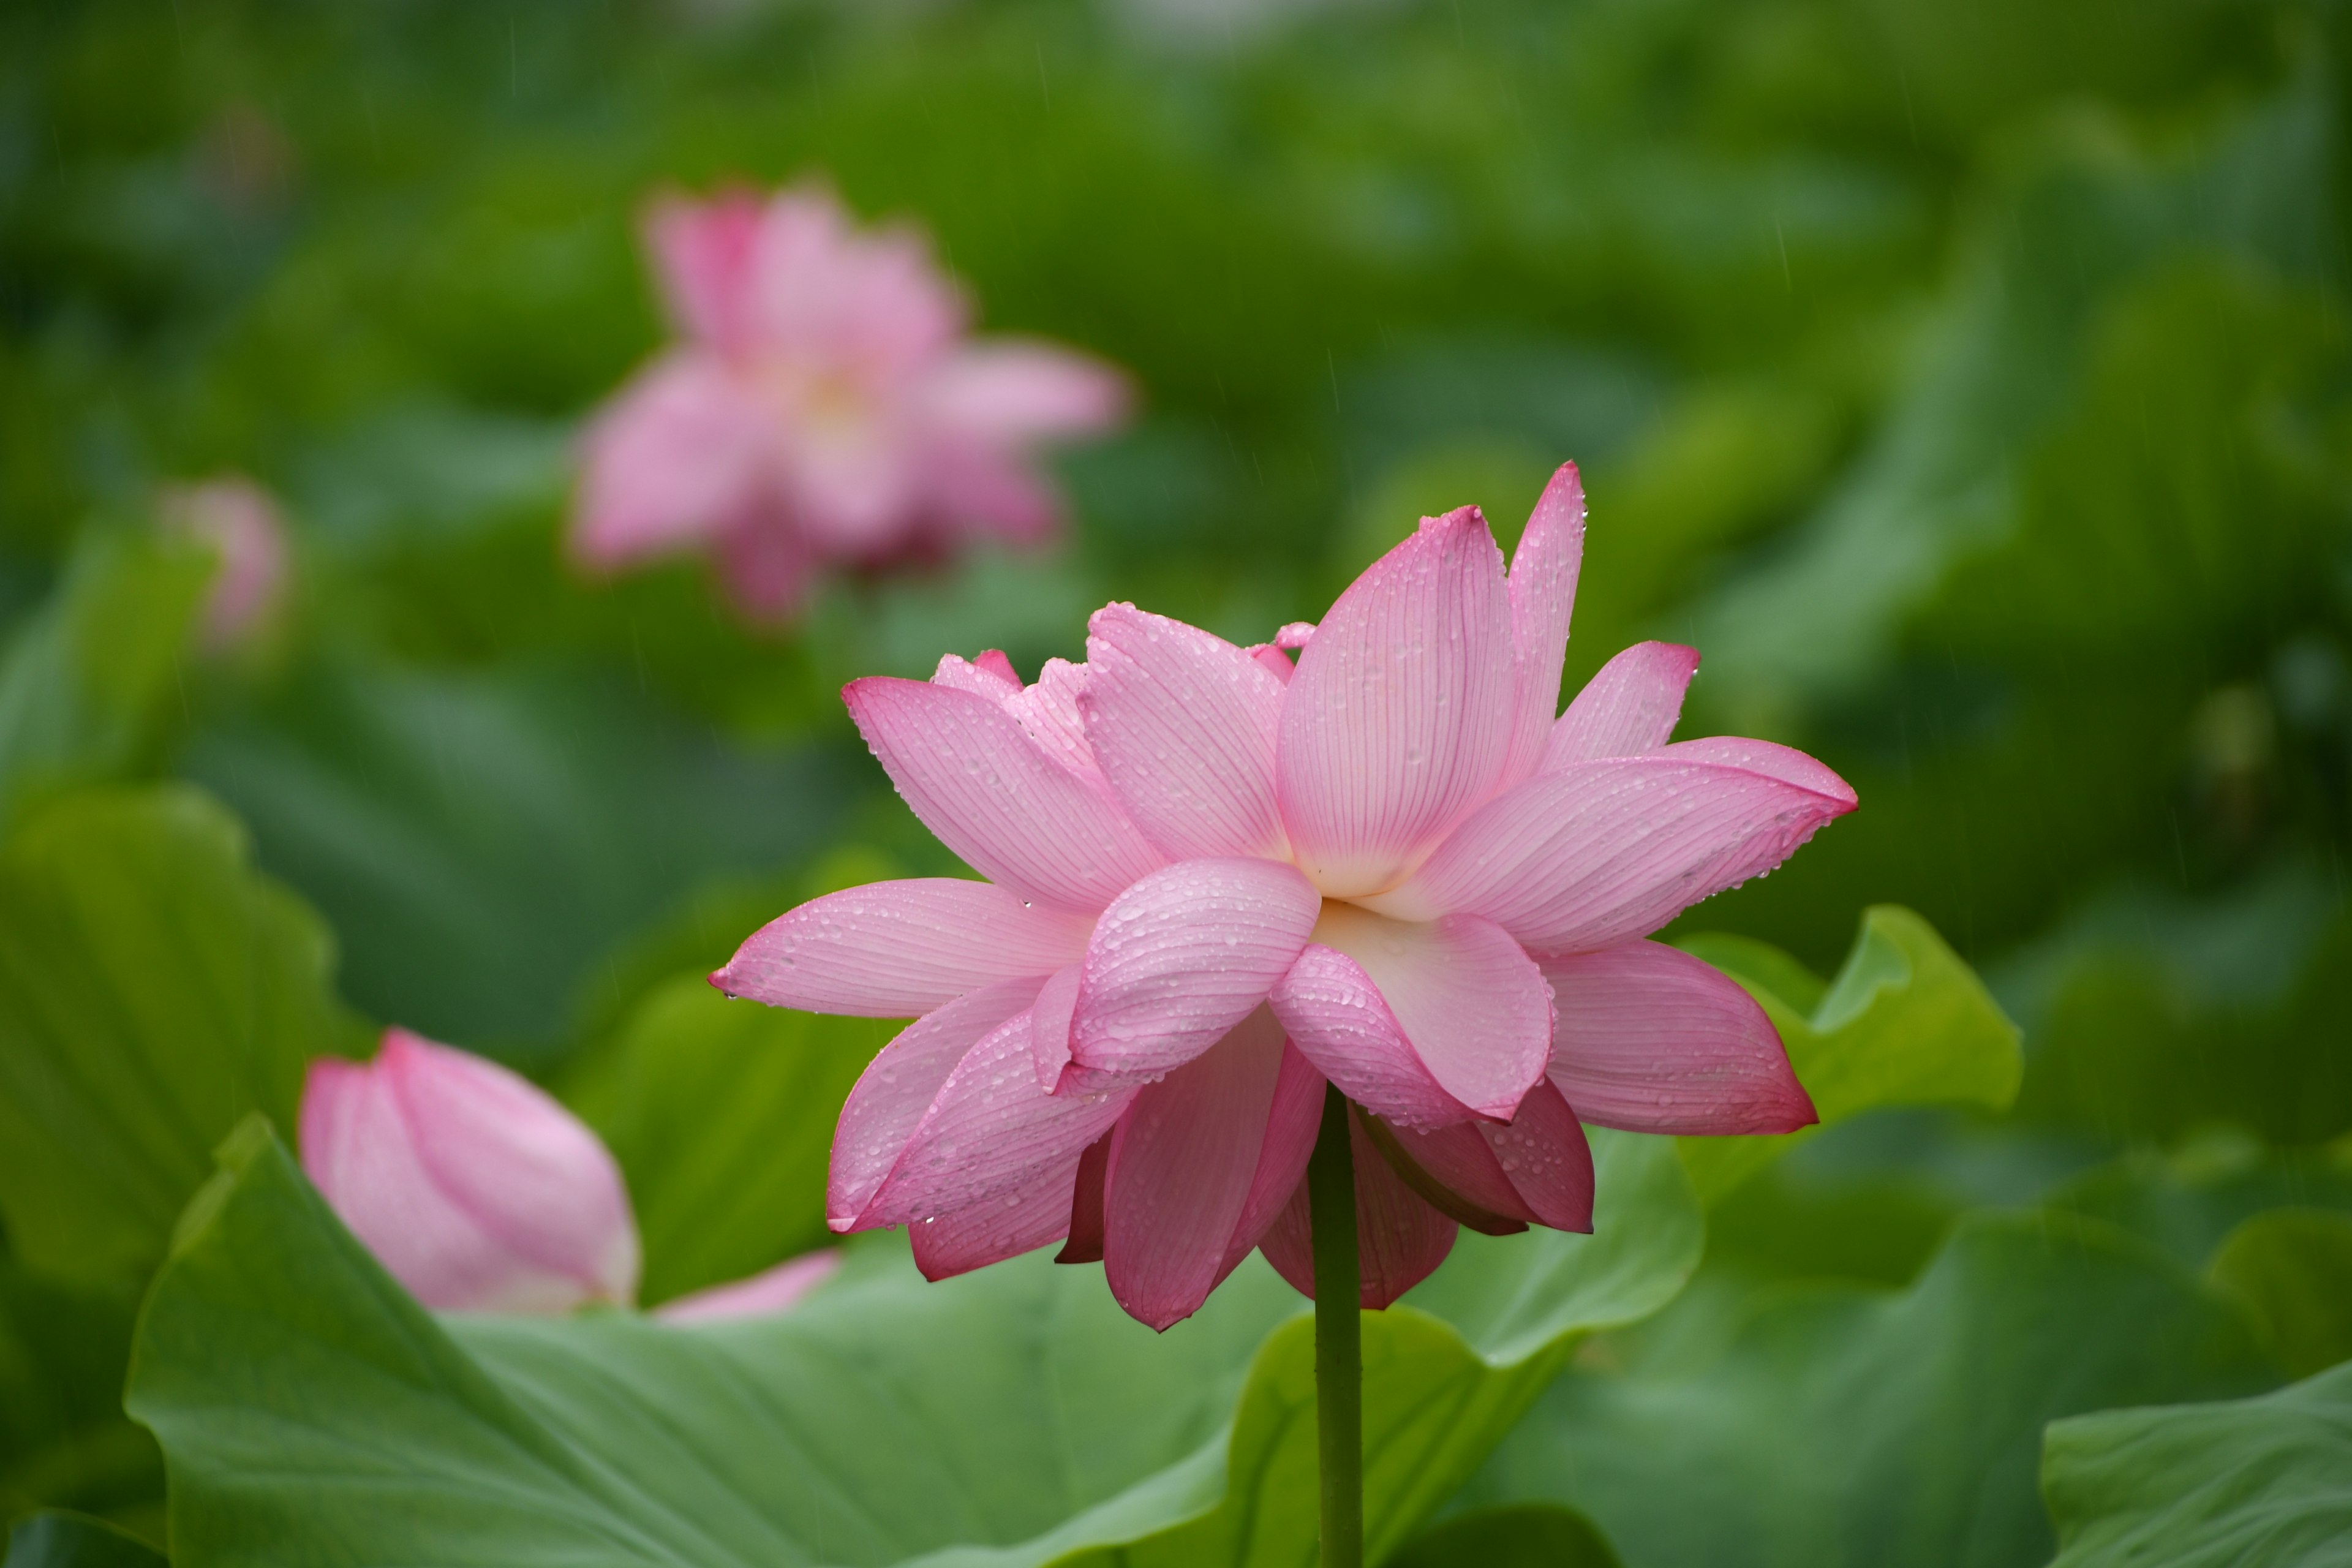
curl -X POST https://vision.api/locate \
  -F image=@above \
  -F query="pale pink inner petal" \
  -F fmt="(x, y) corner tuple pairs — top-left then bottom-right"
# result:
(573, 355), (774, 567)
(745, 189), (965, 375)
(1374, 755), (1858, 952)
(713, 878), (1092, 1018)
(1478, 1078), (1594, 1231)
(1543, 641), (1701, 769)
(844, 676), (1166, 913)
(1267, 944), (1477, 1131)
(828, 976), (1045, 1231)
(1542, 940), (1816, 1134)
(654, 1251), (842, 1324)
(1276, 508), (1518, 897)
(1005, 658), (1101, 782)
(1082, 604), (1289, 861)
(910, 1149), (1084, 1282)
(1102, 1006), (1292, 1330)
(932, 652), (1023, 701)
(919, 342), (1129, 445)
(865, 1006), (1137, 1227)
(1068, 858), (1322, 1080)
(1307, 904), (1554, 1122)
(1499, 463), (1587, 788)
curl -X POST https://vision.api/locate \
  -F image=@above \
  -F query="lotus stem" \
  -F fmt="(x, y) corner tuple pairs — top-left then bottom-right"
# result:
(1309, 1084), (1363, 1568)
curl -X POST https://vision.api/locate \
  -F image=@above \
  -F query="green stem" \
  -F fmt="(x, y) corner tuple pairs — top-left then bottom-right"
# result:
(1308, 1084), (1363, 1568)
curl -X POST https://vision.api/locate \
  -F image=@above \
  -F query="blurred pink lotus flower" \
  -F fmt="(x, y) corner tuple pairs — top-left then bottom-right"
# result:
(716, 463), (1854, 1330)
(571, 183), (1129, 620)
(301, 1028), (834, 1322)
(157, 477), (289, 651)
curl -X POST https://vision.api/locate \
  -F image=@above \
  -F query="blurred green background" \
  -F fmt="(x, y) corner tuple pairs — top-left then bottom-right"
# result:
(4, 0), (2350, 1558)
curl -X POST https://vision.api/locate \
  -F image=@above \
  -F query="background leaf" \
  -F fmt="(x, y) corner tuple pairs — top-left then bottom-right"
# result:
(1, 1513), (166, 1568)
(2207, 1208), (2352, 1380)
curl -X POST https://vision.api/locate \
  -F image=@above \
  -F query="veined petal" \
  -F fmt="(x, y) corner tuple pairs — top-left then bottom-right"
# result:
(654, 1251), (840, 1323)
(932, 651), (1023, 701)
(1543, 641), (1700, 769)
(1218, 1041), (1327, 1280)
(1542, 941), (1816, 1134)
(1375, 755), (1857, 951)
(1308, 904), (1553, 1123)
(1501, 464), (1588, 788)
(1478, 1079), (1594, 1231)
(1267, 944), (1472, 1131)
(1102, 1007), (1291, 1330)
(865, 1006), (1137, 1227)
(1257, 1108), (1457, 1309)
(1659, 737), (1858, 808)
(1066, 858), (1321, 1080)
(1363, 1116), (1533, 1235)
(1030, 961), (1082, 1090)
(844, 676), (1166, 913)
(828, 976), (1044, 1231)
(713, 878), (1091, 1017)
(911, 1151), (1084, 1281)
(1276, 507), (1517, 898)
(1082, 604), (1287, 861)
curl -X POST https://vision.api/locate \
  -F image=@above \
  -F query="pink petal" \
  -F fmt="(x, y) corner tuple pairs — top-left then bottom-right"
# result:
(931, 652), (1023, 701)
(864, 1006), (1137, 1227)
(921, 342), (1130, 445)
(911, 1150), (1083, 1281)
(1306, 904), (1555, 1122)
(1368, 1118), (1534, 1234)
(920, 442), (1064, 547)
(1003, 658), (1100, 782)
(158, 478), (290, 651)
(714, 515), (815, 623)
(1245, 644), (1297, 684)
(301, 1030), (639, 1314)
(654, 1250), (841, 1323)
(1276, 507), (1518, 898)
(1066, 858), (1322, 1080)
(1219, 1041), (1327, 1279)
(974, 649), (1023, 687)
(712, 879), (1092, 1017)
(1257, 1109), (1458, 1309)
(1101, 1007), (1291, 1330)
(1658, 737), (1859, 808)
(1542, 941), (1817, 1134)
(1267, 944), (1476, 1131)
(1477, 1078), (1594, 1231)
(1030, 961), (1082, 1090)
(828, 976), (1045, 1231)
(1081, 604), (1288, 861)
(1500, 464), (1588, 788)
(1542, 641), (1701, 769)
(573, 355), (772, 568)
(1376, 755), (1858, 952)
(743, 186), (965, 376)
(644, 189), (766, 353)
(1055, 1130), (1114, 1264)
(843, 677), (1166, 913)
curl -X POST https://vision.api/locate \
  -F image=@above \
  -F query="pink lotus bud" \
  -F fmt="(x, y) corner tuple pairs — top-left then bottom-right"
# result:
(653, 1250), (842, 1324)
(299, 1029), (641, 1314)
(157, 477), (289, 651)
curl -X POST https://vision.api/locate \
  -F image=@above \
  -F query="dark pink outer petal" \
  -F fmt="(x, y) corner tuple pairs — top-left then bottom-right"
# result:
(1307, 905), (1555, 1123)
(654, 1250), (841, 1323)
(1082, 604), (1289, 861)
(714, 879), (1093, 1017)
(1259, 1110), (1457, 1310)
(844, 676), (1166, 914)
(1500, 464), (1588, 788)
(1268, 944), (1474, 1131)
(1478, 1079), (1595, 1231)
(1543, 641), (1701, 769)
(1542, 940), (1817, 1134)
(644, 190), (766, 353)
(864, 1005), (1137, 1227)
(911, 1149), (1085, 1281)
(573, 355), (773, 568)
(1379, 1120), (1537, 1229)
(1276, 507), (1518, 898)
(1101, 1007), (1291, 1330)
(1218, 1041), (1327, 1281)
(828, 976), (1044, 1231)
(1378, 754), (1858, 952)
(1066, 858), (1322, 1080)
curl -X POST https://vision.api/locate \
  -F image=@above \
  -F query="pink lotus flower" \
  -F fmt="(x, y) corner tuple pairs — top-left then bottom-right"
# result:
(300, 1028), (835, 1321)
(715, 465), (1853, 1329)
(571, 183), (1129, 620)
(157, 477), (288, 651)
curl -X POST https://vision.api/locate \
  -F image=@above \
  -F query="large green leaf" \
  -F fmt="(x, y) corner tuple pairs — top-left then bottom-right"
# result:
(1675, 905), (2023, 1205)
(0, 530), (211, 832)
(2207, 1209), (2352, 1381)
(1460, 1210), (2277, 1568)
(1385, 1504), (1621, 1568)
(126, 1121), (1703, 1567)
(0, 786), (362, 1287)
(2, 1513), (165, 1568)
(561, 975), (892, 1304)
(2043, 1360), (2352, 1568)
(0, 1257), (160, 1535)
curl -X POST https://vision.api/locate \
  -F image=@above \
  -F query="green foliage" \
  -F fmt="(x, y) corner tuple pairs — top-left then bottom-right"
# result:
(1, 1513), (165, 1568)
(1676, 907), (2024, 1205)
(0, 530), (211, 831)
(562, 976), (890, 1304)
(0, 1261), (159, 1537)
(0, 785), (361, 1287)
(2209, 1209), (2352, 1379)
(1385, 1504), (1621, 1568)
(2043, 1360), (2352, 1568)
(1464, 1211), (2278, 1568)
